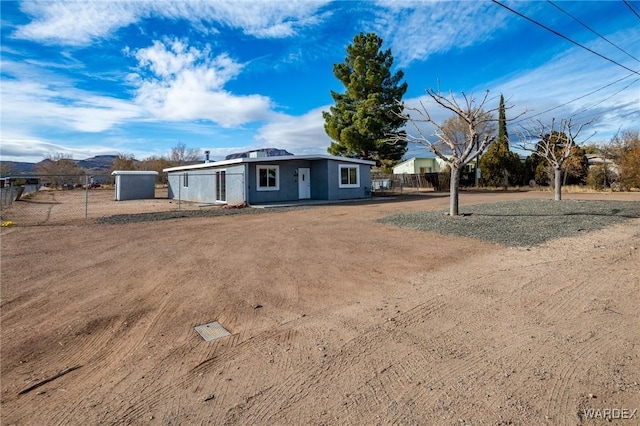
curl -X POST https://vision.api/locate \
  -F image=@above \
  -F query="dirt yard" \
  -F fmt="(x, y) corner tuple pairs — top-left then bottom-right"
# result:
(1, 191), (639, 425)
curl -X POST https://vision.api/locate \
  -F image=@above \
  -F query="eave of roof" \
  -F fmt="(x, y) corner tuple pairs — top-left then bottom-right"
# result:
(111, 170), (159, 175)
(163, 154), (376, 172)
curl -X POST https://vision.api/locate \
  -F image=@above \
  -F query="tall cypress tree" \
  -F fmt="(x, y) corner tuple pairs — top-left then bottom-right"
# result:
(479, 95), (522, 187)
(497, 95), (509, 149)
(323, 33), (408, 164)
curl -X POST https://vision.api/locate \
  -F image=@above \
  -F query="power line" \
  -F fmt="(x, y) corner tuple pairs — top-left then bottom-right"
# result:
(623, 0), (640, 20)
(491, 0), (640, 75)
(513, 73), (638, 124)
(546, 0), (640, 63)
(571, 77), (640, 121)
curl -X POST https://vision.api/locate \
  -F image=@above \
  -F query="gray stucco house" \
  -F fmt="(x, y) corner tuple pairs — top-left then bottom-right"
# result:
(163, 154), (375, 205)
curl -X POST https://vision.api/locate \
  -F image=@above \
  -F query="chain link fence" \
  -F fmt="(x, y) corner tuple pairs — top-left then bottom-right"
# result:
(0, 174), (204, 226)
(1, 171), (462, 226)
(371, 172), (443, 196)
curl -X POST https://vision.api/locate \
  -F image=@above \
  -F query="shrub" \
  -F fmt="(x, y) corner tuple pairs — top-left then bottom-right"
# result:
(586, 165), (617, 190)
(437, 166), (451, 191)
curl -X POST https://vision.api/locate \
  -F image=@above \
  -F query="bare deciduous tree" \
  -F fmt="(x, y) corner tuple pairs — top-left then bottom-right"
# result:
(35, 153), (83, 188)
(111, 153), (137, 171)
(139, 156), (172, 184)
(516, 118), (594, 201)
(440, 110), (497, 187)
(613, 129), (640, 190)
(392, 89), (507, 216)
(170, 142), (200, 166)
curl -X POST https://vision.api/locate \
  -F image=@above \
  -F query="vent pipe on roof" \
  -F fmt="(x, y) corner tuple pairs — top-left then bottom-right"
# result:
(204, 150), (210, 163)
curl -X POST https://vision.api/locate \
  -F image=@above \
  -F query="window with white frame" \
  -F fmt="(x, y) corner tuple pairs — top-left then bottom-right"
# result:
(257, 165), (279, 191)
(183, 172), (189, 187)
(339, 164), (359, 188)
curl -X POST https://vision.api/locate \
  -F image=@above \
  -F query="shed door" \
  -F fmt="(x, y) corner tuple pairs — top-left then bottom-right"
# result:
(216, 171), (226, 202)
(298, 168), (310, 199)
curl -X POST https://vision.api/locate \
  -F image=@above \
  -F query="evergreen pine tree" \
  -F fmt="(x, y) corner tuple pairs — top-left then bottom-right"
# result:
(323, 33), (408, 164)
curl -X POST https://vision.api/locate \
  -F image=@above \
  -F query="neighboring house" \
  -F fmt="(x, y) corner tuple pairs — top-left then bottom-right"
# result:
(163, 154), (375, 205)
(586, 154), (619, 175)
(393, 155), (481, 176)
(393, 157), (441, 175)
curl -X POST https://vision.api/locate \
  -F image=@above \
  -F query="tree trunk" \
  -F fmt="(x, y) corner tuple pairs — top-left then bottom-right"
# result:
(474, 155), (479, 187)
(449, 166), (461, 216)
(554, 167), (562, 201)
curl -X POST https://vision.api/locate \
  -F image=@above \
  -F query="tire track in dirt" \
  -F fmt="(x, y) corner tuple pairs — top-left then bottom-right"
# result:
(96, 322), (300, 424)
(544, 332), (605, 424)
(48, 290), (178, 425)
(467, 243), (633, 424)
(4, 317), (120, 423)
(325, 350), (428, 423)
(221, 295), (522, 424)
(217, 314), (412, 422)
(47, 314), (151, 424)
(116, 344), (207, 424)
(92, 296), (208, 424)
(219, 233), (634, 424)
(249, 245), (621, 424)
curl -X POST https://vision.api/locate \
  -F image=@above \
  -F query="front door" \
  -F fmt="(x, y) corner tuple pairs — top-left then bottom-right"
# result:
(298, 168), (310, 199)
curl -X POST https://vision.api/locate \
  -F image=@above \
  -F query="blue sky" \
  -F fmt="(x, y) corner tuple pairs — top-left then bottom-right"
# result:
(1, 0), (639, 163)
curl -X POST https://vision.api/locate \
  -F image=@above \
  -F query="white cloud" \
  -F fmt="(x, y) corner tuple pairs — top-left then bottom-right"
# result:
(0, 135), (119, 163)
(256, 106), (333, 155)
(13, 0), (331, 46)
(490, 31), (640, 142)
(372, 1), (506, 67)
(131, 39), (275, 126)
(14, 1), (143, 46)
(1, 71), (141, 133)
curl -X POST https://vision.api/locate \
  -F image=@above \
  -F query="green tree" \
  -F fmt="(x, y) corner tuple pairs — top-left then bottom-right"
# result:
(479, 95), (522, 187)
(323, 32), (408, 164)
(586, 165), (617, 190)
(562, 145), (588, 185)
(479, 143), (522, 187)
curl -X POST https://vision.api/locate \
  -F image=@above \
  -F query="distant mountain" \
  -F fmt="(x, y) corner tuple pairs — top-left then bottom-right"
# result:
(1, 155), (118, 176)
(76, 155), (119, 170)
(1, 161), (37, 175)
(225, 148), (294, 160)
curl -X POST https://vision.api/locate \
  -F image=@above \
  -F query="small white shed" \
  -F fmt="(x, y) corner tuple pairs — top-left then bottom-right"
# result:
(111, 171), (158, 201)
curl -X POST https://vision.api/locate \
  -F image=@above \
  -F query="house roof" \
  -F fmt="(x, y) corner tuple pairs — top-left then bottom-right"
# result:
(111, 170), (159, 175)
(163, 154), (376, 172)
(393, 156), (437, 169)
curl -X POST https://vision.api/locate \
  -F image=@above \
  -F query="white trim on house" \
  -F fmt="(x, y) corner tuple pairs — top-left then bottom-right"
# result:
(163, 154), (375, 172)
(338, 163), (360, 188)
(256, 165), (280, 191)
